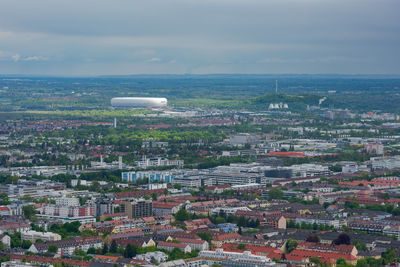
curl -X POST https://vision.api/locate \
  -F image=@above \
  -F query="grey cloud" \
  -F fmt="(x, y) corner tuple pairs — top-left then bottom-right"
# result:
(0, 0), (398, 75)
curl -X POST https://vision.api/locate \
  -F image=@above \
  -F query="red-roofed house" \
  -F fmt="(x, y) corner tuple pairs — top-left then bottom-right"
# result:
(286, 249), (357, 265)
(94, 255), (119, 263)
(285, 241), (358, 266)
(0, 206), (10, 216)
(268, 151), (306, 158)
(114, 189), (166, 200)
(0, 221), (30, 233)
(152, 201), (182, 215)
(235, 210), (286, 229)
(11, 254), (91, 266)
(174, 237), (209, 251)
(116, 239), (148, 248)
(296, 242), (357, 256)
(212, 233), (241, 247)
(184, 218), (212, 231)
(142, 216), (157, 225)
(169, 232), (201, 240)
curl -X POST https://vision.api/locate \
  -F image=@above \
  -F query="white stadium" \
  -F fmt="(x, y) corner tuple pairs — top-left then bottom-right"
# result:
(111, 97), (168, 109)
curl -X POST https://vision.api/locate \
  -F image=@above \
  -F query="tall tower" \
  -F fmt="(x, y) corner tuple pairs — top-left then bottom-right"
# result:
(275, 80), (278, 94)
(118, 156), (123, 169)
(113, 117), (117, 128)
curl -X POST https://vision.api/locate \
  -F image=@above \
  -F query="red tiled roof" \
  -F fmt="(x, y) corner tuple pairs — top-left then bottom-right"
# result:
(297, 241), (355, 254)
(95, 255), (119, 263)
(184, 218), (212, 227)
(175, 237), (207, 245)
(158, 241), (189, 248)
(287, 249), (357, 263)
(121, 227), (142, 233)
(101, 212), (128, 218)
(142, 217), (156, 222)
(213, 233), (241, 242)
(116, 239), (145, 247)
(268, 151), (306, 157)
(220, 243), (283, 260)
(114, 189), (165, 199)
(10, 254), (91, 266)
(169, 232), (201, 240)
(153, 201), (181, 209)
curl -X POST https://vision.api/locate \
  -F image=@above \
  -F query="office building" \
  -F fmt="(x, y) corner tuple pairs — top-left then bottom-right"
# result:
(21, 230), (61, 243)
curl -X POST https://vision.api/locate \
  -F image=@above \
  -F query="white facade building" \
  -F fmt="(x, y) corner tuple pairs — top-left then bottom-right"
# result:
(21, 230), (61, 243)
(136, 157), (184, 169)
(55, 197), (80, 207)
(371, 156), (400, 170)
(136, 251), (169, 263)
(199, 249), (275, 266)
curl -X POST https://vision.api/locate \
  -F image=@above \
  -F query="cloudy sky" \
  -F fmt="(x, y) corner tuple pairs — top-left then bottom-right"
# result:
(0, 0), (399, 75)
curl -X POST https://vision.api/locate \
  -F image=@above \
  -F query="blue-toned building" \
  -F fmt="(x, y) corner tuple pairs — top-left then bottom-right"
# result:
(122, 171), (175, 184)
(217, 223), (239, 233)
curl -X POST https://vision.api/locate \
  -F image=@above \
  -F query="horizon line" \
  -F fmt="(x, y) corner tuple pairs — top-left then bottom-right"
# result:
(1, 73), (400, 78)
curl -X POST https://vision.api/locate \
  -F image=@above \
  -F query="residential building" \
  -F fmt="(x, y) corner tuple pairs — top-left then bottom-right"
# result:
(0, 221), (30, 233)
(35, 214), (96, 224)
(95, 196), (114, 216)
(0, 207), (10, 216)
(293, 215), (343, 229)
(175, 237), (209, 251)
(0, 234), (10, 248)
(136, 251), (168, 263)
(286, 241), (358, 265)
(39, 204), (95, 217)
(212, 207), (251, 216)
(153, 201), (182, 216)
(159, 259), (187, 267)
(383, 225), (400, 240)
(219, 243), (283, 260)
(212, 233), (242, 247)
(55, 197), (79, 207)
(158, 241), (192, 253)
(120, 198), (153, 219)
(365, 143), (384, 155)
(184, 218), (213, 231)
(28, 236), (103, 256)
(1, 262), (53, 267)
